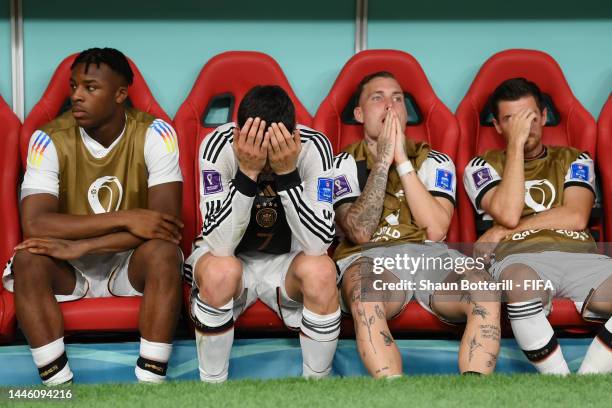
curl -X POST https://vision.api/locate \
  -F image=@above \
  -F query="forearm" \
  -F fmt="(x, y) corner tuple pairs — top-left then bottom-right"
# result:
(23, 211), (128, 240)
(341, 162), (390, 243)
(487, 146), (525, 226)
(277, 170), (335, 255)
(79, 231), (144, 255)
(202, 170), (255, 256)
(399, 172), (451, 240)
(508, 206), (589, 234)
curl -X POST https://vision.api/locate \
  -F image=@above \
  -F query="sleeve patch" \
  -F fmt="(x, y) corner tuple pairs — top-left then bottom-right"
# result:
(333, 175), (352, 199)
(435, 169), (453, 192)
(317, 177), (333, 203)
(471, 168), (492, 189)
(570, 163), (590, 182)
(202, 170), (223, 195)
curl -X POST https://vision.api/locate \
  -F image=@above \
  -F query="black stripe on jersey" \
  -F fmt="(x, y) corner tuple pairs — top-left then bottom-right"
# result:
(427, 154), (443, 164)
(299, 129), (333, 171)
(301, 131), (333, 171)
(203, 127), (234, 163)
(564, 181), (596, 195)
(286, 186), (334, 243)
(289, 185), (335, 237)
(211, 134), (234, 164)
(578, 152), (591, 160)
(333, 152), (350, 169)
(202, 183), (237, 235)
(430, 191), (456, 207)
(205, 188), (234, 228)
(474, 179), (501, 209)
(427, 150), (451, 163)
(469, 157), (486, 167)
(203, 126), (232, 161)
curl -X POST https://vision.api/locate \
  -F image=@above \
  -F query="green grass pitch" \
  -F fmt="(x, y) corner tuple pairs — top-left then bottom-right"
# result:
(2, 374), (611, 408)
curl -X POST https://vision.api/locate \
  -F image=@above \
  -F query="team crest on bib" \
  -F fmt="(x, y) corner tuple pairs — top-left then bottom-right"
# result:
(524, 179), (556, 212)
(88, 176), (124, 214)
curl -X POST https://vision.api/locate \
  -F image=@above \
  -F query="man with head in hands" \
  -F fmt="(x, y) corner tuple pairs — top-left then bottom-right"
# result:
(186, 85), (339, 382)
(464, 78), (612, 374)
(333, 71), (501, 378)
(4, 47), (184, 385)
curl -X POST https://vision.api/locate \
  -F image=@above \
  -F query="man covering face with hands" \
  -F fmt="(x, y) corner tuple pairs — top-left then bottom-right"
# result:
(186, 85), (339, 382)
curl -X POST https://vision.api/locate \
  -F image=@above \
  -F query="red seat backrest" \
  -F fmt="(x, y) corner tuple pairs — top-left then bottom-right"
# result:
(597, 94), (612, 241)
(16, 54), (194, 253)
(20, 53), (170, 164)
(174, 51), (312, 235)
(0, 95), (21, 268)
(455, 49), (597, 242)
(313, 49), (460, 242)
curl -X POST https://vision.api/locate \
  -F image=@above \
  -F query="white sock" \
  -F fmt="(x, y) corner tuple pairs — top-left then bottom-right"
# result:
(31, 337), (73, 386)
(192, 295), (234, 383)
(579, 317), (612, 374)
(508, 299), (569, 375)
(135, 338), (172, 383)
(299, 306), (341, 378)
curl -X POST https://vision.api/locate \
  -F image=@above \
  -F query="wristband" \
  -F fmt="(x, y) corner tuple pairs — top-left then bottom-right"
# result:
(396, 160), (415, 177)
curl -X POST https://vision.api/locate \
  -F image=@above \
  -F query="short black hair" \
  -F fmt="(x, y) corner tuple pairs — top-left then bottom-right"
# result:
(237, 85), (295, 132)
(71, 47), (134, 86)
(488, 77), (545, 120)
(354, 71), (398, 103)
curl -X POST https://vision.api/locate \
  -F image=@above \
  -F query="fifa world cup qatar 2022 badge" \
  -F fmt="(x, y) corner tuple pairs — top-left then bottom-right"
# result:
(333, 175), (352, 199)
(202, 170), (223, 195)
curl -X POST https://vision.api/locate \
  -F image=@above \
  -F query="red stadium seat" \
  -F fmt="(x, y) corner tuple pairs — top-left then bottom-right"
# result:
(455, 49), (600, 333)
(12, 53), (175, 336)
(0, 95), (21, 343)
(311, 49), (462, 333)
(597, 94), (612, 242)
(313, 49), (461, 243)
(455, 49), (598, 242)
(173, 51), (312, 333)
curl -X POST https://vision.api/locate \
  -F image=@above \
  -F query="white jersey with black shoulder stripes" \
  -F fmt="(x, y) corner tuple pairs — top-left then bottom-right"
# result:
(332, 148), (457, 207)
(195, 122), (335, 257)
(463, 151), (596, 215)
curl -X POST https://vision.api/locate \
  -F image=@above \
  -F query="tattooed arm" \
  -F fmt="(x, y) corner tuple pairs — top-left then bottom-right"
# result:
(334, 109), (397, 244)
(336, 161), (391, 244)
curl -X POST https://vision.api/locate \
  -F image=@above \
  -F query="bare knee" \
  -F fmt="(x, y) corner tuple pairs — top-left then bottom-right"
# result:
(195, 254), (242, 306)
(12, 249), (55, 294)
(500, 263), (546, 303)
(585, 276), (612, 315)
(293, 255), (338, 304)
(138, 239), (182, 286)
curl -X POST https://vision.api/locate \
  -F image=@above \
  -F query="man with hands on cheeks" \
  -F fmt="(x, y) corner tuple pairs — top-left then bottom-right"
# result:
(333, 71), (501, 378)
(3, 48), (184, 385)
(464, 78), (612, 374)
(185, 85), (339, 383)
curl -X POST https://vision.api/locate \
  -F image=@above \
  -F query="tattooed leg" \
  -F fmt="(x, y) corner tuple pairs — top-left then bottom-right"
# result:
(341, 259), (404, 378)
(431, 267), (501, 374)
